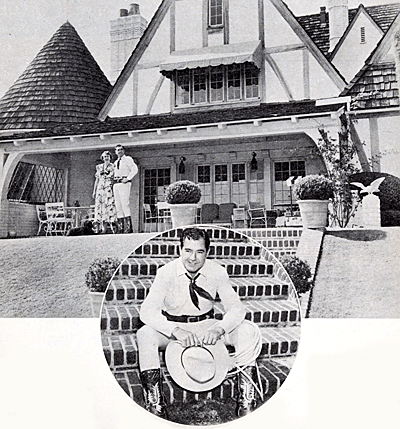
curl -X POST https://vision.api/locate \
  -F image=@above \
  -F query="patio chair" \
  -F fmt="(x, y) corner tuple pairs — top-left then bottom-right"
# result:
(213, 203), (236, 227)
(247, 206), (267, 228)
(200, 203), (219, 224)
(45, 202), (73, 235)
(143, 204), (158, 232)
(232, 207), (247, 228)
(157, 201), (172, 231)
(265, 210), (278, 228)
(36, 205), (48, 236)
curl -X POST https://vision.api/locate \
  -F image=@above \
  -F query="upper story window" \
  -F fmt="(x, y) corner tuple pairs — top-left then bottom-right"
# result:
(175, 63), (259, 107)
(209, 0), (223, 28)
(360, 27), (366, 43)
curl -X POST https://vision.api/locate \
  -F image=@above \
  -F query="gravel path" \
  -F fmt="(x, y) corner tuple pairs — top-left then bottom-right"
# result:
(0, 233), (154, 317)
(308, 228), (400, 318)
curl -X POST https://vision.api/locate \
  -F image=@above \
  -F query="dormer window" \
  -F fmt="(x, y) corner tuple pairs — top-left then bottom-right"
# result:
(360, 27), (366, 43)
(209, 0), (223, 28)
(160, 41), (262, 108)
(175, 63), (259, 107)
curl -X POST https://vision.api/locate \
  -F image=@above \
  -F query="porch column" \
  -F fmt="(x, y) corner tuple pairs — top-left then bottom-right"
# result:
(0, 152), (24, 238)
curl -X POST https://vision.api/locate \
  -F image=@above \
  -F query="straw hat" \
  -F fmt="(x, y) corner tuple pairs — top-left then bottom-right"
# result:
(165, 341), (230, 392)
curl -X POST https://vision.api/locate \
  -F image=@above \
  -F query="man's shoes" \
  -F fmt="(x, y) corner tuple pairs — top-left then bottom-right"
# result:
(124, 216), (133, 233)
(117, 218), (124, 234)
(140, 368), (168, 419)
(236, 365), (258, 417)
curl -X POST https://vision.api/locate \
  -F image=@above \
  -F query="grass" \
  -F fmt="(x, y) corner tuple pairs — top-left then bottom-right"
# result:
(308, 228), (400, 318)
(0, 233), (154, 317)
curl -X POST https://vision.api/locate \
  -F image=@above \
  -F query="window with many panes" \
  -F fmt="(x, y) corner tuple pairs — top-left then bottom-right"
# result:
(143, 168), (171, 209)
(197, 163), (261, 206)
(209, 0), (223, 27)
(214, 164), (229, 204)
(249, 160), (264, 204)
(231, 163), (247, 206)
(175, 63), (259, 107)
(7, 162), (65, 204)
(197, 165), (212, 203)
(274, 161), (305, 207)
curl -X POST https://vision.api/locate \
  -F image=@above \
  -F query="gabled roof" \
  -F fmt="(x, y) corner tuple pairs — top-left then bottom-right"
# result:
(0, 22), (112, 130)
(99, 0), (346, 119)
(297, 2), (400, 56)
(341, 13), (400, 110)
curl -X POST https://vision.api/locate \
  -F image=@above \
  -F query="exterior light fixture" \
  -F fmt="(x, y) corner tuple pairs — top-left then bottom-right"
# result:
(179, 156), (186, 174)
(250, 152), (258, 171)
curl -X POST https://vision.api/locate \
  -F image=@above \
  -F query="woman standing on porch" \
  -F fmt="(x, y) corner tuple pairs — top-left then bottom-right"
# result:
(92, 151), (117, 233)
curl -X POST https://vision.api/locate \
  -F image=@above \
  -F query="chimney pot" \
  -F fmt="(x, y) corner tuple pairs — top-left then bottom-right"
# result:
(320, 6), (327, 24)
(120, 9), (128, 17)
(129, 3), (140, 15)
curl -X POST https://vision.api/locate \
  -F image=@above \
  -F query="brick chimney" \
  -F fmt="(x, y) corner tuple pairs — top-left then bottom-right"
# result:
(109, 3), (147, 83)
(328, 0), (349, 51)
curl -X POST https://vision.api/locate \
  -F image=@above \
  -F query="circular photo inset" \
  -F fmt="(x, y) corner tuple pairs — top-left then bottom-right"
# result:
(100, 226), (301, 425)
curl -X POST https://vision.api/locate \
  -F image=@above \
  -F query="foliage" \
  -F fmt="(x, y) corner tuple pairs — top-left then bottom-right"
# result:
(164, 180), (202, 204)
(85, 257), (121, 292)
(349, 172), (400, 211)
(279, 255), (313, 295)
(381, 210), (400, 227)
(317, 114), (361, 227)
(293, 174), (334, 201)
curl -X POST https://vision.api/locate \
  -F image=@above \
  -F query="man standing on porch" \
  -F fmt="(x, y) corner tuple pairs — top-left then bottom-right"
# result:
(113, 144), (138, 233)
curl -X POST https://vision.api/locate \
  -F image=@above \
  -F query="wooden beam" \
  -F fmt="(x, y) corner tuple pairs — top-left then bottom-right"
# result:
(145, 75), (166, 114)
(265, 53), (294, 101)
(303, 49), (310, 99)
(98, 0), (174, 121)
(268, 0), (346, 90)
(264, 43), (305, 54)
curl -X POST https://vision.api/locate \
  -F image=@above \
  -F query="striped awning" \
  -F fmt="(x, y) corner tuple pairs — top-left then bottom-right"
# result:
(160, 41), (263, 74)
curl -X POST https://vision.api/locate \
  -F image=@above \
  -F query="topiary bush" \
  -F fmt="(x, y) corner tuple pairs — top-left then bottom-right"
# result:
(349, 172), (400, 211)
(85, 257), (121, 292)
(293, 175), (334, 201)
(279, 255), (313, 296)
(349, 172), (400, 226)
(164, 180), (202, 204)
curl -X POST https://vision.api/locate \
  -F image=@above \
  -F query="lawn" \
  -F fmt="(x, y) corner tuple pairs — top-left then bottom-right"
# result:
(0, 233), (154, 317)
(308, 228), (400, 318)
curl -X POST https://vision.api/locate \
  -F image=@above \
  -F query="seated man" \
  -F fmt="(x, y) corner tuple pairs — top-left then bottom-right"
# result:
(137, 227), (262, 418)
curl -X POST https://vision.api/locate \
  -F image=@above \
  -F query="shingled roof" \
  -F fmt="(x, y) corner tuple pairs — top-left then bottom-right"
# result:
(297, 3), (400, 56)
(2, 99), (347, 141)
(0, 22), (112, 130)
(342, 62), (399, 109)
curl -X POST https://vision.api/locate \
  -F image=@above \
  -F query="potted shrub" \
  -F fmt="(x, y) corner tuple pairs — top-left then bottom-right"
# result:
(164, 180), (202, 227)
(293, 175), (334, 228)
(85, 257), (121, 317)
(279, 255), (313, 297)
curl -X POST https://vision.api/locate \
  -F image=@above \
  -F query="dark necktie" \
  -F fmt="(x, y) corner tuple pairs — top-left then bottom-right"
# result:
(116, 159), (120, 169)
(185, 273), (214, 310)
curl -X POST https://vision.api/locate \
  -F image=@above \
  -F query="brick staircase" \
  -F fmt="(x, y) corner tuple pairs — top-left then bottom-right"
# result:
(100, 226), (301, 414)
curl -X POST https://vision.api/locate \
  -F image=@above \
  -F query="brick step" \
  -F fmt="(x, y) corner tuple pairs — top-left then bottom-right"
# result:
(100, 298), (300, 332)
(106, 277), (291, 303)
(117, 257), (274, 278)
(130, 240), (264, 259)
(157, 227), (249, 242)
(109, 356), (291, 407)
(102, 325), (299, 370)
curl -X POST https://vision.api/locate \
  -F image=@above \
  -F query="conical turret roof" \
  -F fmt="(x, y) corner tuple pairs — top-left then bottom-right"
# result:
(0, 22), (112, 130)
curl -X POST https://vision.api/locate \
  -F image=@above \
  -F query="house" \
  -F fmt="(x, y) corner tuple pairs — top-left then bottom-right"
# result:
(0, 0), (398, 237)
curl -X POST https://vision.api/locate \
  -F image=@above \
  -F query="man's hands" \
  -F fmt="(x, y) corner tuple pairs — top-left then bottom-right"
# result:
(202, 327), (225, 345)
(172, 326), (225, 347)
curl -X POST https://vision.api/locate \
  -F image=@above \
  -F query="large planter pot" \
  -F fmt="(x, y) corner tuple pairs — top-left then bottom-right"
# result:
(297, 200), (330, 229)
(89, 291), (105, 317)
(168, 203), (198, 228)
